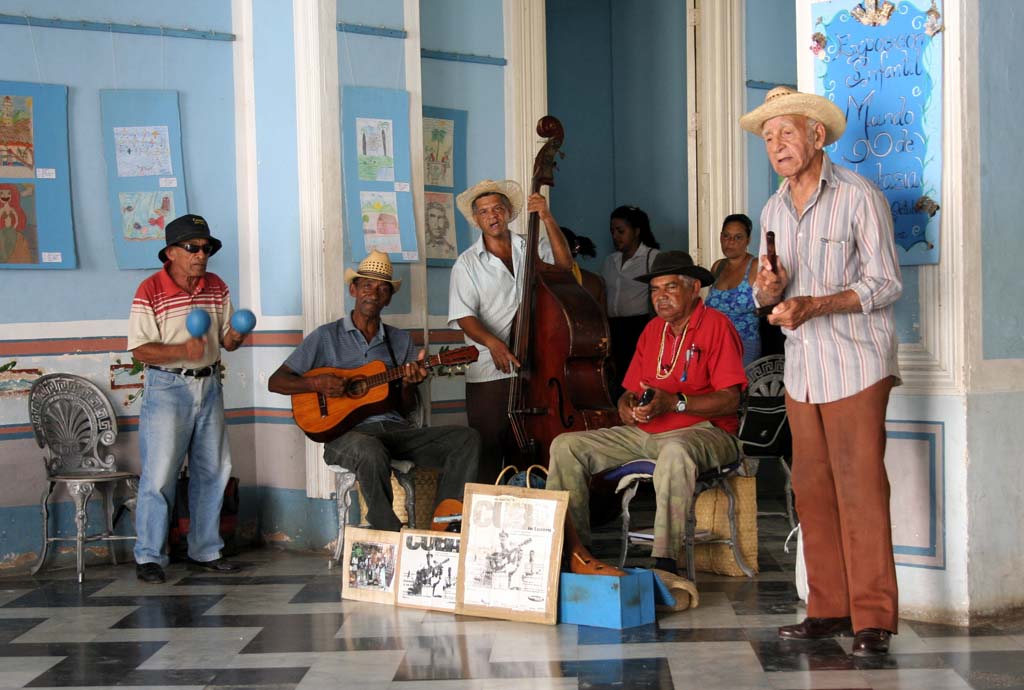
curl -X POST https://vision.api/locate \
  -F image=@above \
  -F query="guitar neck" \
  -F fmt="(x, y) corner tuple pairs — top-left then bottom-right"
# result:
(364, 353), (446, 389)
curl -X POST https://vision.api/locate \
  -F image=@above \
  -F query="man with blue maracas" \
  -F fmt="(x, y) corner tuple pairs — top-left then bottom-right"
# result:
(128, 214), (255, 583)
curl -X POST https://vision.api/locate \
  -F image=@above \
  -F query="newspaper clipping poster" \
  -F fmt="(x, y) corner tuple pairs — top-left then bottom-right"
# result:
(396, 529), (461, 611)
(456, 483), (568, 625)
(341, 526), (400, 605)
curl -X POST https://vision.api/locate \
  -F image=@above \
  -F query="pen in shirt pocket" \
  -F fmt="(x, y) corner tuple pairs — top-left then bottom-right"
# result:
(680, 344), (699, 382)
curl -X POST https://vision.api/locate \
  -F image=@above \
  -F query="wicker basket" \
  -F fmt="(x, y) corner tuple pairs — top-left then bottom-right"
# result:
(356, 467), (440, 528)
(692, 475), (758, 576)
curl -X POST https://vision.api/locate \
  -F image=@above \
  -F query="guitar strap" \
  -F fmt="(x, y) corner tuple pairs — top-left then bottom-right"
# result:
(381, 324), (401, 389)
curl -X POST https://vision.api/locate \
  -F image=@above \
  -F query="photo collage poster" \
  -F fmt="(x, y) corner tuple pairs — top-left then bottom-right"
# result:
(341, 87), (418, 264)
(341, 526), (401, 605)
(803, 0), (943, 265)
(0, 81), (76, 269)
(422, 106), (468, 267)
(100, 90), (189, 270)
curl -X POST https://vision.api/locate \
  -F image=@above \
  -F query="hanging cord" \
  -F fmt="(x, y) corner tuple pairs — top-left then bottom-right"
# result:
(24, 14), (43, 83)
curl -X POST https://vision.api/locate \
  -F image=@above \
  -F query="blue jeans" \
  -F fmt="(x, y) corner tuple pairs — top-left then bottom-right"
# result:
(134, 368), (232, 566)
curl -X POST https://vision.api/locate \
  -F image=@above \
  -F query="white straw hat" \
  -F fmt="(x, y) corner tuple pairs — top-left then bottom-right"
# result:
(456, 179), (524, 228)
(344, 249), (401, 292)
(739, 86), (847, 145)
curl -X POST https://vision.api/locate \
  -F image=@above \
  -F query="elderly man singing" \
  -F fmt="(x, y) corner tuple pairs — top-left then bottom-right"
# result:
(740, 87), (903, 656)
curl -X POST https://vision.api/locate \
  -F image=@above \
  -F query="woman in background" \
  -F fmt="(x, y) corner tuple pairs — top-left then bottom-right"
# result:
(600, 205), (660, 398)
(706, 213), (760, 366)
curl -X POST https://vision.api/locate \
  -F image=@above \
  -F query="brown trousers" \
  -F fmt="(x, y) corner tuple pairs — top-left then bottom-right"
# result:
(787, 376), (899, 633)
(466, 379), (516, 484)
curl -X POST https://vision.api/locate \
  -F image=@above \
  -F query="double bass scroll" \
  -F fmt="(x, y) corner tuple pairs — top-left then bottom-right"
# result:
(506, 116), (618, 468)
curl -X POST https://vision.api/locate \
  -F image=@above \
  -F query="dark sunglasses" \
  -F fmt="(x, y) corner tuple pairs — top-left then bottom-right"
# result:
(176, 242), (215, 255)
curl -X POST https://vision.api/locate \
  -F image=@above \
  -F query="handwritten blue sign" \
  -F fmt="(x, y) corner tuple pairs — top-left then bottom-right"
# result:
(812, 0), (943, 265)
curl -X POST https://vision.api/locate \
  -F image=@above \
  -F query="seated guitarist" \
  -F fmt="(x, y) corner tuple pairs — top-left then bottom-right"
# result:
(268, 250), (481, 531)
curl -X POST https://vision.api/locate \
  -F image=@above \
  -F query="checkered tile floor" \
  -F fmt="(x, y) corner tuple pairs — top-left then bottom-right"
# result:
(2, 511), (1022, 689)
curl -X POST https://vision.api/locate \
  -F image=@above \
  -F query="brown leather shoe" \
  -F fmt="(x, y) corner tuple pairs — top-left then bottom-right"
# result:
(778, 616), (853, 639)
(852, 628), (891, 656)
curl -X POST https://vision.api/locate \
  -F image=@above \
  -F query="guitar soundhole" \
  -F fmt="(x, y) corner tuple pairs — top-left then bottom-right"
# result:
(346, 376), (369, 398)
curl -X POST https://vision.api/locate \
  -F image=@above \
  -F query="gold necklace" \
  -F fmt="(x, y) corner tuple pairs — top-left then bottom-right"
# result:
(655, 321), (688, 380)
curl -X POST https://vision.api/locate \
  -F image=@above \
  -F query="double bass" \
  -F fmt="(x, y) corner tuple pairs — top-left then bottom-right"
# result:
(506, 116), (619, 467)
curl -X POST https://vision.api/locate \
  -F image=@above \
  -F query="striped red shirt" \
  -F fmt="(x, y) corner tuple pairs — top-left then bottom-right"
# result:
(128, 265), (234, 369)
(757, 154), (902, 403)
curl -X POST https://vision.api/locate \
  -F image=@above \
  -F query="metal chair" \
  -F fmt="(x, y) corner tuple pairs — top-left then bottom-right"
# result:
(327, 389), (424, 568)
(28, 374), (138, 582)
(740, 355), (794, 529)
(598, 457), (752, 581)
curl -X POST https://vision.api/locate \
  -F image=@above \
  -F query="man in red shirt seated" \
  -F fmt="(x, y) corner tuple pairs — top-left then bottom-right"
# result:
(547, 251), (748, 575)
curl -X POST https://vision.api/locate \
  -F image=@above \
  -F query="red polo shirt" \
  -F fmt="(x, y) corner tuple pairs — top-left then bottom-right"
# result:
(622, 299), (747, 434)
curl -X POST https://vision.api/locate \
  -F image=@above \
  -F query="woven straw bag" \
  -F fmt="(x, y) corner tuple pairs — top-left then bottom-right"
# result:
(692, 475), (759, 576)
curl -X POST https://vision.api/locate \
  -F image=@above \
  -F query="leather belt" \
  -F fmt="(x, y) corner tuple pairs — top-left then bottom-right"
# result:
(147, 362), (220, 378)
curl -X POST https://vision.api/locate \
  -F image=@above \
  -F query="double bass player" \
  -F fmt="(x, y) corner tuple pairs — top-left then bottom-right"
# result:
(447, 179), (574, 482)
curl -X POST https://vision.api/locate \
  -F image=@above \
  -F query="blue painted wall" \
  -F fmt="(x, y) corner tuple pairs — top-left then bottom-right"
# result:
(0, 1), (238, 323)
(254, 0), (302, 317)
(980, 0), (1024, 360)
(421, 0), (506, 316)
(546, 0), (687, 272)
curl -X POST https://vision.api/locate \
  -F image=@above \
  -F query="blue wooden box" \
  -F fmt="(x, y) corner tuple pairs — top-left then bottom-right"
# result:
(558, 568), (655, 629)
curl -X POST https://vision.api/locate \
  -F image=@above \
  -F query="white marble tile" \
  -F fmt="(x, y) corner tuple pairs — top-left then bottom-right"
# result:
(0, 656), (65, 688)
(0, 606), (138, 643)
(861, 668), (976, 690)
(921, 634), (1024, 652)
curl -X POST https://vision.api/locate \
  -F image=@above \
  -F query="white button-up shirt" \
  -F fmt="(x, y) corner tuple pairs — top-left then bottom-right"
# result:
(757, 154), (902, 403)
(601, 244), (660, 317)
(448, 232), (553, 382)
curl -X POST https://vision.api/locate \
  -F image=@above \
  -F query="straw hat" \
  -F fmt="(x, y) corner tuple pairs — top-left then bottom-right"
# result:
(739, 86), (847, 145)
(456, 179), (524, 228)
(344, 249), (401, 292)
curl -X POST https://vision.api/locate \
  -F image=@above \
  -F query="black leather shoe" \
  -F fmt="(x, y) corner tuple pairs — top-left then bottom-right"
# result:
(852, 628), (891, 656)
(778, 616), (853, 639)
(136, 562), (166, 584)
(186, 557), (241, 573)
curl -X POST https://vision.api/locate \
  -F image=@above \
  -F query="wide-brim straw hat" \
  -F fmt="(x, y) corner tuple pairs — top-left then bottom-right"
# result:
(739, 86), (847, 145)
(456, 179), (524, 228)
(344, 249), (402, 292)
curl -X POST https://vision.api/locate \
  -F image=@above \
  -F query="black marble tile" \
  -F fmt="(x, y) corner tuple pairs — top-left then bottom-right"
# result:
(719, 579), (801, 615)
(110, 594), (227, 628)
(0, 616), (46, 643)
(565, 657), (675, 690)
(579, 623), (748, 645)
(939, 650), (1024, 689)
(209, 667), (310, 686)
(23, 641), (166, 687)
(3, 579), (117, 608)
(238, 613), (401, 653)
(908, 619), (1024, 637)
(749, 637), (858, 672)
(289, 579), (342, 604)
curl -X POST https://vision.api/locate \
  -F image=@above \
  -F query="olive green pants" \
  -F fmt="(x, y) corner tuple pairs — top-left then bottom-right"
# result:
(547, 422), (740, 560)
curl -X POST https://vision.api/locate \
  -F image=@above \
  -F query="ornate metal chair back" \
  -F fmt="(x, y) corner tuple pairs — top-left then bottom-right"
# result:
(28, 374), (120, 478)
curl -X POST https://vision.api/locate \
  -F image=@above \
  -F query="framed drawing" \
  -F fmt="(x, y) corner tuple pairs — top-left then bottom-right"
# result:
(341, 526), (401, 605)
(422, 106), (468, 267)
(456, 483), (568, 625)
(396, 529), (461, 611)
(341, 86), (418, 263)
(0, 81), (76, 269)
(100, 90), (189, 270)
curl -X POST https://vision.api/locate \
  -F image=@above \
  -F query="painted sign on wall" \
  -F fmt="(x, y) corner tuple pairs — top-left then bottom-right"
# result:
(810, 0), (943, 265)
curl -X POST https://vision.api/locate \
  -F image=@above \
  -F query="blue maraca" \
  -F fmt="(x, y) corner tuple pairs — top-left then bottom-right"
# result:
(186, 308), (211, 338)
(230, 309), (256, 335)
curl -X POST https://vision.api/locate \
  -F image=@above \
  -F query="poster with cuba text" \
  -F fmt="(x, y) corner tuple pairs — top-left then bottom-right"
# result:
(800, 0), (943, 265)
(341, 87), (418, 263)
(101, 90), (189, 270)
(0, 81), (75, 269)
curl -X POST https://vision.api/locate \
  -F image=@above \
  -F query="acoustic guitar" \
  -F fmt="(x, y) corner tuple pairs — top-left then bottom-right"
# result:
(291, 346), (478, 442)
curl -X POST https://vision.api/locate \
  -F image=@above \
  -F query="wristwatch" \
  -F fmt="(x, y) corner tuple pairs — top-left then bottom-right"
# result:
(675, 393), (687, 413)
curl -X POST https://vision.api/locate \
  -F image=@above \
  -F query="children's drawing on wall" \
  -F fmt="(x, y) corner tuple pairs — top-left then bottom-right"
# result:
(360, 191), (401, 253)
(119, 191), (173, 241)
(0, 95), (34, 178)
(424, 191), (457, 260)
(423, 117), (455, 187)
(0, 361), (42, 397)
(356, 118), (394, 181)
(114, 125), (173, 178)
(0, 183), (38, 264)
